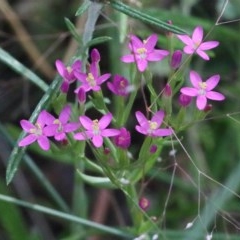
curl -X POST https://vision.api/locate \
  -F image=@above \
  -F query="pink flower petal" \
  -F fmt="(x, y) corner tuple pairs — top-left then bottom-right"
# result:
(190, 70), (202, 88)
(152, 110), (164, 126)
(192, 26), (203, 44)
(72, 59), (82, 70)
(99, 113), (112, 129)
(206, 91), (225, 101)
(55, 132), (66, 141)
(183, 46), (195, 54)
(97, 73), (111, 85)
(154, 128), (173, 137)
(196, 95), (207, 110)
(75, 72), (87, 83)
(38, 110), (55, 126)
(64, 123), (80, 132)
(101, 129), (120, 137)
(92, 135), (103, 148)
(135, 111), (148, 126)
(121, 55), (135, 63)
(55, 60), (66, 77)
(59, 105), (71, 124)
(144, 34), (158, 51)
(180, 87), (198, 97)
(37, 136), (50, 151)
(79, 116), (93, 130)
(135, 125), (147, 135)
(129, 35), (143, 49)
(43, 125), (58, 136)
(177, 34), (193, 46)
(147, 50), (169, 61)
(136, 58), (148, 72)
(18, 134), (37, 147)
(20, 120), (35, 132)
(74, 132), (88, 140)
(90, 62), (98, 78)
(200, 41), (219, 50)
(205, 75), (220, 91)
(196, 49), (210, 60)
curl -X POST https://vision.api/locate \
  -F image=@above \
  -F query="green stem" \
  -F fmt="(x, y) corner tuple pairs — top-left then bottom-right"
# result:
(0, 194), (132, 238)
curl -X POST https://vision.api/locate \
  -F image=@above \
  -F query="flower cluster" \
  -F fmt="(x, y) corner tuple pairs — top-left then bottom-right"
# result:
(18, 25), (225, 154)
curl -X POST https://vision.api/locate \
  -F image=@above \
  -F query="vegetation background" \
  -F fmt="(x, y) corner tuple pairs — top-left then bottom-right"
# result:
(0, 0), (240, 239)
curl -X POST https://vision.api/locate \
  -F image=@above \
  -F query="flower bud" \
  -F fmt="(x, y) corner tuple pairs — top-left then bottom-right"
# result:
(178, 93), (192, 107)
(60, 81), (69, 93)
(203, 104), (212, 112)
(139, 197), (150, 210)
(114, 127), (131, 149)
(150, 144), (157, 154)
(171, 50), (182, 69)
(163, 83), (172, 97)
(77, 87), (86, 104)
(91, 48), (100, 63)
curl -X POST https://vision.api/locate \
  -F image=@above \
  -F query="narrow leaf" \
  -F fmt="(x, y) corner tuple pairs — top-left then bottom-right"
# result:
(75, 0), (91, 16)
(84, 36), (112, 50)
(65, 18), (82, 43)
(108, 0), (187, 34)
(77, 170), (116, 189)
(6, 75), (62, 185)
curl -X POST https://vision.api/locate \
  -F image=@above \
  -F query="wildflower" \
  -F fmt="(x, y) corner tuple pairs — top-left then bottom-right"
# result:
(180, 70), (225, 110)
(91, 48), (100, 63)
(74, 113), (120, 148)
(121, 34), (169, 72)
(177, 26), (219, 60)
(55, 59), (82, 93)
(114, 127), (131, 149)
(139, 197), (150, 210)
(170, 50), (182, 69)
(18, 110), (54, 151)
(44, 105), (80, 141)
(178, 93), (192, 107)
(107, 74), (130, 97)
(135, 110), (172, 137)
(75, 62), (111, 92)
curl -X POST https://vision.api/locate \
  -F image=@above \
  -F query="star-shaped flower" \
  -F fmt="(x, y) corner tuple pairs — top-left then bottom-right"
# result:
(135, 110), (172, 137)
(55, 59), (82, 93)
(44, 105), (80, 141)
(18, 110), (54, 150)
(121, 34), (169, 72)
(177, 26), (219, 60)
(74, 113), (120, 148)
(180, 70), (225, 110)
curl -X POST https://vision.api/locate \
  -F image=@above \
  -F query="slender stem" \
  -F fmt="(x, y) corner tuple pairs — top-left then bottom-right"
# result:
(0, 194), (132, 238)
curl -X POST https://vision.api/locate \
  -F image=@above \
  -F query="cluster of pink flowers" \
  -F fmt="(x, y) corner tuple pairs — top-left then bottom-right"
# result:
(18, 25), (225, 151)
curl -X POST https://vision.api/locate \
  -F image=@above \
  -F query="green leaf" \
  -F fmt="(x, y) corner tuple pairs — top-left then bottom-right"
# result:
(75, 0), (91, 16)
(0, 47), (48, 92)
(6, 75), (62, 185)
(108, 0), (187, 34)
(84, 36), (112, 50)
(65, 18), (82, 43)
(77, 170), (116, 189)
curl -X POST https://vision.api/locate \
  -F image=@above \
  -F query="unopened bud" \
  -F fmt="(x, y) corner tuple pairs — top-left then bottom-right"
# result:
(150, 144), (157, 154)
(139, 197), (150, 210)
(203, 104), (212, 112)
(91, 48), (100, 63)
(171, 50), (182, 69)
(178, 93), (192, 107)
(77, 87), (86, 104)
(163, 83), (172, 97)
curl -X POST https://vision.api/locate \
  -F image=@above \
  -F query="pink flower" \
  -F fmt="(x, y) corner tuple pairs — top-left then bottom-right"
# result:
(114, 127), (131, 149)
(170, 50), (182, 69)
(177, 26), (219, 60)
(74, 113), (120, 148)
(55, 59), (82, 93)
(75, 62), (111, 92)
(107, 74), (130, 97)
(121, 34), (169, 72)
(18, 110), (54, 151)
(135, 110), (172, 137)
(180, 70), (225, 110)
(44, 105), (80, 141)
